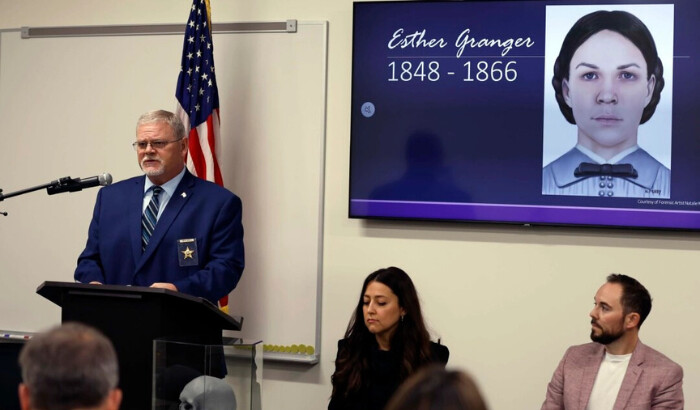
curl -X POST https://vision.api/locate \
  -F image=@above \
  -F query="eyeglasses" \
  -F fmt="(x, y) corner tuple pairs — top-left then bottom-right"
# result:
(132, 138), (183, 151)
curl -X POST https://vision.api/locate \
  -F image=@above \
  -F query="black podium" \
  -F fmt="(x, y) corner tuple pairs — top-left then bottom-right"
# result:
(37, 281), (242, 410)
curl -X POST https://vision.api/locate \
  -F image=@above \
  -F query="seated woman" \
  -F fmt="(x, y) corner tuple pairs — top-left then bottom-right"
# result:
(329, 267), (449, 410)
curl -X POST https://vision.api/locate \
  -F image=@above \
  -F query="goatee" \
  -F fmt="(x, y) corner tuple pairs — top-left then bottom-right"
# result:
(590, 323), (624, 345)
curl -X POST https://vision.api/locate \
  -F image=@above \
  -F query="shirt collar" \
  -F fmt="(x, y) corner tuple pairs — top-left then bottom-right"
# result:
(575, 144), (639, 164)
(143, 167), (187, 198)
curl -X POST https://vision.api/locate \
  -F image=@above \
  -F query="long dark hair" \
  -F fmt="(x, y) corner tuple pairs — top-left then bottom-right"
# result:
(331, 267), (433, 399)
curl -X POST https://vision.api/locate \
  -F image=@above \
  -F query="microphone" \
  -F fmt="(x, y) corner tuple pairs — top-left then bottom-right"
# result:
(46, 173), (113, 195)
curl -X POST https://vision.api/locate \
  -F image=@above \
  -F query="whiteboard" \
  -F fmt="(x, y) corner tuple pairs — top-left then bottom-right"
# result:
(0, 21), (327, 363)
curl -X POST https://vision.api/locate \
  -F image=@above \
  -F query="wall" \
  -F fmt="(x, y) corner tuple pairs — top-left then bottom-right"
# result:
(1, 1), (698, 409)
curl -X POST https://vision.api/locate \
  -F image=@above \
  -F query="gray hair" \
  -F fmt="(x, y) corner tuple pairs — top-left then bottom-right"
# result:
(18, 322), (119, 410)
(136, 109), (187, 140)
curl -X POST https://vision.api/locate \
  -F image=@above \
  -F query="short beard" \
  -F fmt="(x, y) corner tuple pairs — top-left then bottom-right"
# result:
(140, 157), (164, 177)
(590, 327), (624, 345)
(143, 168), (165, 177)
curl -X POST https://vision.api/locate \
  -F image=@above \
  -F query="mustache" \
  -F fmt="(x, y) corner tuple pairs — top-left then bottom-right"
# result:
(141, 156), (162, 166)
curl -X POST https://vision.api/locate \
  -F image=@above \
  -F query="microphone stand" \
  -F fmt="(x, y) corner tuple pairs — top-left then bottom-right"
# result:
(0, 181), (57, 202)
(0, 188), (6, 216)
(0, 177), (78, 216)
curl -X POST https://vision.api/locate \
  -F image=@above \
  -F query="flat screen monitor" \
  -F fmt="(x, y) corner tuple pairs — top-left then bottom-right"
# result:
(349, 0), (700, 230)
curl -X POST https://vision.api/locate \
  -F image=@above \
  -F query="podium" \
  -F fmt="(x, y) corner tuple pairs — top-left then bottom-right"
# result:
(37, 281), (242, 410)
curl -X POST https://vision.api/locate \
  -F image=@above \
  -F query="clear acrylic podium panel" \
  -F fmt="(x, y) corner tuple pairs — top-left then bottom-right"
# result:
(153, 337), (262, 410)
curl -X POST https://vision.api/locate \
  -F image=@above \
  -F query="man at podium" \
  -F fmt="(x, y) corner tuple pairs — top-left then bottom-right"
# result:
(74, 110), (244, 304)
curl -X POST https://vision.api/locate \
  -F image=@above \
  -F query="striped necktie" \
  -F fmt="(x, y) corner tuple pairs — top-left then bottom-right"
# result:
(141, 186), (163, 252)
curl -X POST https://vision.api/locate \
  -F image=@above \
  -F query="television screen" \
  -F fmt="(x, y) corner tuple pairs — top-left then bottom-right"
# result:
(349, 0), (700, 230)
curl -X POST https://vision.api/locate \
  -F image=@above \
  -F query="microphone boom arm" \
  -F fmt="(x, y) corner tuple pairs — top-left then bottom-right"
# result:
(0, 173), (111, 202)
(0, 181), (55, 202)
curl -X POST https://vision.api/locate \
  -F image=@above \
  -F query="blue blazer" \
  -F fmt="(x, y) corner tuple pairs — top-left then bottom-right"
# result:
(75, 170), (244, 303)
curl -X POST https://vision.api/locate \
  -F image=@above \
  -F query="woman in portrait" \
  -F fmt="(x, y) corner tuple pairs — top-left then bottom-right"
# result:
(542, 10), (670, 198)
(328, 267), (449, 410)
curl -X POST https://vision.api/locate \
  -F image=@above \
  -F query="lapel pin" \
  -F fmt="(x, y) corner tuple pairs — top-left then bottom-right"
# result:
(181, 192), (187, 198)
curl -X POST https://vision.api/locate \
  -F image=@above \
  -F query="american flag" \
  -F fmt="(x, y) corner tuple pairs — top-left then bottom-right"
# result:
(175, 0), (228, 311)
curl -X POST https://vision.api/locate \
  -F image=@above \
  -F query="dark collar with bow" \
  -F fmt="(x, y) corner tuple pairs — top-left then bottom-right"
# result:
(574, 162), (638, 179)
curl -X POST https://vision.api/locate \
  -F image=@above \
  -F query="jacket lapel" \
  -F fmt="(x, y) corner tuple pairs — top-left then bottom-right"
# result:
(579, 344), (605, 410)
(130, 177), (147, 265)
(614, 341), (645, 410)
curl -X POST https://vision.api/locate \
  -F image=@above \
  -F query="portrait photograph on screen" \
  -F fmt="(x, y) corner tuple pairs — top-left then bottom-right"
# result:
(542, 5), (674, 199)
(349, 0), (700, 230)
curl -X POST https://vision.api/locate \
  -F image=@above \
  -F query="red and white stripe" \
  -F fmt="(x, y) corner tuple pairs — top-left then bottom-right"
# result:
(177, 107), (223, 185)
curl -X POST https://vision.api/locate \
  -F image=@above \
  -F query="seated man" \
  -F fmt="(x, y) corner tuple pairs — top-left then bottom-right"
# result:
(541, 274), (683, 409)
(18, 322), (122, 410)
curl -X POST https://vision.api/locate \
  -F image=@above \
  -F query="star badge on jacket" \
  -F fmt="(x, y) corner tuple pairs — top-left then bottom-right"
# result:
(181, 246), (195, 259)
(177, 238), (198, 266)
